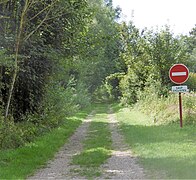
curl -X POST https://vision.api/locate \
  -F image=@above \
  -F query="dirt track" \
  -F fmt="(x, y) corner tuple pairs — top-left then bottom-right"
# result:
(28, 109), (146, 179)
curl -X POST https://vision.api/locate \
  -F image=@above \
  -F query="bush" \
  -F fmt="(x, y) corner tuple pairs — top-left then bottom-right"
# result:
(183, 92), (196, 125)
(43, 82), (79, 125)
(119, 72), (139, 105)
(0, 76), (92, 150)
(186, 72), (196, 91)
(0, 118), (25, 149)
(0, 114), (44, 149)
(74, 82), (91, 108)
(105, 73), (124, 101)
(134, 88), (196, 125)
(92, 84), (111, 103)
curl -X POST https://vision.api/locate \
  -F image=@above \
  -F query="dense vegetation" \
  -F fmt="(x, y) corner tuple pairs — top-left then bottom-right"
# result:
(0, 0), (195, 150)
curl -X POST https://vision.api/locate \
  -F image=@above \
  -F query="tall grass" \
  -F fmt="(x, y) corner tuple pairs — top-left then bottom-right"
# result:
(135, 91), (196, 125)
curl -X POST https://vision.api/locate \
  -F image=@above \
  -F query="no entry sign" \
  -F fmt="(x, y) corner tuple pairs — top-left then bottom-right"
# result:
(169, 64), (189, 128)
(169, 64), (189, 84)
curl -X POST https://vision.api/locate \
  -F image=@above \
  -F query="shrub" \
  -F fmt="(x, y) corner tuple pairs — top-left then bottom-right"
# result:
(119, 72), (139, 105)
(186, 72), (196, 91)
(183, 92), (196, 125)
(0, 118), (25, 149)
(92, 84), (111, 103)
(74, 83), (91, 108)
(43, 82), (79, 125)
(105, 73), (124, 101)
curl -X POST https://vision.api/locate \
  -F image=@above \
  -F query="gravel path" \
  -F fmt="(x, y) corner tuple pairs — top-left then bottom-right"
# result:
(98, 109), (146, 179)
(28, 113), (94, 179)
(28, 108), (146, 179)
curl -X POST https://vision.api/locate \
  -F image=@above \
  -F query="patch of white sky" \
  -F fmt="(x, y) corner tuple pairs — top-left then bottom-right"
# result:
(112, 0), (196, 35)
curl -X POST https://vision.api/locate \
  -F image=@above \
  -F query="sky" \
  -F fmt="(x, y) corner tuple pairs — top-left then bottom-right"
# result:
(112, 0), (196, 35)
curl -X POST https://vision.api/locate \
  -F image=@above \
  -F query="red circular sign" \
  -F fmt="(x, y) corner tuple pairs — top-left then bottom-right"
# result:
(169, 64), (189, 84)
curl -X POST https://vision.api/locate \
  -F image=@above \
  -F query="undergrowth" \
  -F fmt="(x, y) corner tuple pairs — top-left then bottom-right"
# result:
(135, 91), (196, 125)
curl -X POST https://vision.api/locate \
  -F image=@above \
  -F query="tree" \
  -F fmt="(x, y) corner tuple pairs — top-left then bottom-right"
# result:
(73, 0), (122, 94)
(114, 23), (190, 104)
(0, 0), (90, 120)
(145, 27), (189, 86)
(185, 25), (196, 72)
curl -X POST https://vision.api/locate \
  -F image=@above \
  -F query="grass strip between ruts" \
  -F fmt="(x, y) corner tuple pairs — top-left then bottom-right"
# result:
(71, 104), (112, 178)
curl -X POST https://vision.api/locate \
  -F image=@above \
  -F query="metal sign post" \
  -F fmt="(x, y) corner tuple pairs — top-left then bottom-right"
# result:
(169, 64), (189, 128)
(179, 92), (183, 128)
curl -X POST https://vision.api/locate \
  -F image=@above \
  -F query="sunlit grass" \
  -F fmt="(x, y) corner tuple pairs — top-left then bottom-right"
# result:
(72, 104), (112, 178)
(0, 110), (89, 179)
(115, 106), (196, 179)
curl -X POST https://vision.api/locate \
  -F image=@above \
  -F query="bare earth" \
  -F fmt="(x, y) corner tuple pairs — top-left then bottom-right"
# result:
(28, 109), (146, 179)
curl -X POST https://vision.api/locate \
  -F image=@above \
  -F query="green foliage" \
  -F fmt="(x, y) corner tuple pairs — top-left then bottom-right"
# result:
(134, 88), (196, 125)
(105, 72), (124, 101)
(186, 72), (196, 91)
(183, 93), (196, 125)
(113, 23), (190, 105)
(76, 0), (121, 94)
(43, 83), (78, 121)
(92, 83), (114, 103)
(0, 77), (91, 150)
(0, 0), (121, 151)
(0, 0), (195, 157)
(74, 82), (91, 108)
(0, 119), (25, 149)
(0, 49), (14, 68)
(0, 0), (91, 120)
(119, 71), (139, 105)
(145, 27), (189, 85)
(93, 72), (124, 103)
(0, 113), (46, 150)
(117, 22), (146, 104)
(187, 48), (196, 72)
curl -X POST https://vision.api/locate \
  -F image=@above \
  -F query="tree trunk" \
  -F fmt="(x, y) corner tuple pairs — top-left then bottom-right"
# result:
(4, 0), (29, 120)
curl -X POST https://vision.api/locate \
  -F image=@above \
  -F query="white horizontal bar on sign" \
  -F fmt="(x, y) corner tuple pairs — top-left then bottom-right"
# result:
(172, 72), (186, 76)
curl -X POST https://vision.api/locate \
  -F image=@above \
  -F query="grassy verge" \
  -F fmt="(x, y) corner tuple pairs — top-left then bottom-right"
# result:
(72, 104), (112, 178)
(115, 106), (196, 179)
(0, 109), (90, 179)
(135, 92), (196, 125)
